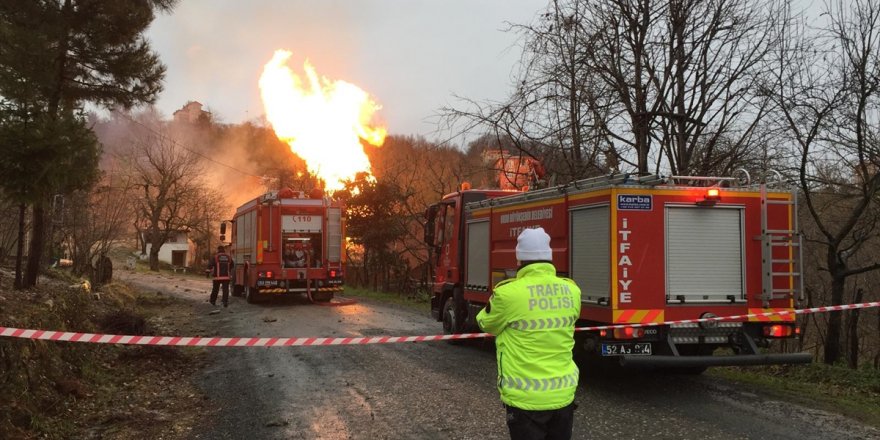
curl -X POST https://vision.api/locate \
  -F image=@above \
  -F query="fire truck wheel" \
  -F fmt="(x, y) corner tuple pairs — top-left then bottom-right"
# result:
(232, 284), (244, 297)
(442, 297), (465, 344)
(245, 285), (261, 304)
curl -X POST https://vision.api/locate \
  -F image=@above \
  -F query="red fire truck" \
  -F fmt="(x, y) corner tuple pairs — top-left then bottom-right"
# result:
(424, 173), (812, 370)
(226, 187), (345, 303)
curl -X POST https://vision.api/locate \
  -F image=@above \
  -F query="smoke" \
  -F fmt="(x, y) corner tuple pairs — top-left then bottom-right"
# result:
(181, 115), (266, 211)
(93, 105), (309, 218)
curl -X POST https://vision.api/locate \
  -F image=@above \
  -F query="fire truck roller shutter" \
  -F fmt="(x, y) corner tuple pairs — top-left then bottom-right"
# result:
(570, 205), (610, 303)
(666, 206), (745, 302)
(465, 220), (490, 290)
(327, 208), (342, 263)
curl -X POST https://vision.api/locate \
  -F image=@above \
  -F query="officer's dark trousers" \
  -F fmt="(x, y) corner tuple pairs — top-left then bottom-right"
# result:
(505, 403), (575, 440)
(210, 280), (230, 306)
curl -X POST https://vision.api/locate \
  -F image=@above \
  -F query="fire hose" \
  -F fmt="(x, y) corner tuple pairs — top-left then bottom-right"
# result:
(303, 250), (357, 307)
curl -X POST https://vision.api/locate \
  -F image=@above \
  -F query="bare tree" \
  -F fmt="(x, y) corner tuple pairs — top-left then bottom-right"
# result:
(61, 167), (137, 282)
(127, 128), (217, 271)
(769, 0), (880, 365)
(442, 0), (611, 183)
(186, 185), (228, 269)
(445, 0), (787, 179)
(346, 136), (471, 292)
(581, 0), (788, 175)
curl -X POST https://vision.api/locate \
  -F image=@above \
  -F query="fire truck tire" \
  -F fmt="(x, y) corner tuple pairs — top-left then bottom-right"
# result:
(232, 284), (244, 297)
(442, 297), (465, 344)
(245, 285), (261, 303)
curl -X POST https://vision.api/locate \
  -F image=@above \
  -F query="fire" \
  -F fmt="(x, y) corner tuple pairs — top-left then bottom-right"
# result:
(259, 49), (386, 191)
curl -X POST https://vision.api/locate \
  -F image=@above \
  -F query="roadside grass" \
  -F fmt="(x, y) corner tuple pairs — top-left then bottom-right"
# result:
(0, 267), (206, 439)
(710, 363), (880, 427)
(344, 286), (431, 314)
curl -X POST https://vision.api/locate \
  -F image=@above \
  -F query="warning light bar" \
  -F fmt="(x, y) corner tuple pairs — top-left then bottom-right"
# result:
(697, 188), (721, 206)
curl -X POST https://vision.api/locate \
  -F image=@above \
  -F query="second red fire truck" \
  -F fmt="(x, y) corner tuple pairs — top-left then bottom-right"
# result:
(425, 172), (812, 371)
(226, 187), (345, 303)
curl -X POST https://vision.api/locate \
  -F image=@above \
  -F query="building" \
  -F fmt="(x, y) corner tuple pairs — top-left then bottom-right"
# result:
(172, 101), (211, 124)
(142, 231), (197, 267)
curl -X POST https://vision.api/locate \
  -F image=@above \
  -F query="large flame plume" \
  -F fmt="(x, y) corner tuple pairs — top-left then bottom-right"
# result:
(259, 49), (386, 191)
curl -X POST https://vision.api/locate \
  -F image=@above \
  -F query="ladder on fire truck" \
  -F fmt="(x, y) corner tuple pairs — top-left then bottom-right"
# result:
(758, 171), (804, 308)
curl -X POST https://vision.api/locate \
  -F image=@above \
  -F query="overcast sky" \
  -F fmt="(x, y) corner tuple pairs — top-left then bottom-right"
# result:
(146, 0), (548, 140)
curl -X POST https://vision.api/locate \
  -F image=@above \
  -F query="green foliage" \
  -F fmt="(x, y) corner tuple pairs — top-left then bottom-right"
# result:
(713, 363), (880, 426)
(335, 173), (411, 288)
(0, 0), (176, 286)
(778, 363), (880, 395)
(0, 107), (101, 203)
(345, 286), (430, 314)
(0, 0), (177, 111)
(0, 0), (174, 202)
(338, 173), (407, 252)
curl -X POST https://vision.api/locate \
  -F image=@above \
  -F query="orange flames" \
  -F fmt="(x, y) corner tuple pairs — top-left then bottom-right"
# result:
(259, 49), (386, 191)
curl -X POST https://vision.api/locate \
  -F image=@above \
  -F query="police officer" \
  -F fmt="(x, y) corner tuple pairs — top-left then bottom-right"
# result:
(208, 245), (235, 308)
(477, 227), (581, 440)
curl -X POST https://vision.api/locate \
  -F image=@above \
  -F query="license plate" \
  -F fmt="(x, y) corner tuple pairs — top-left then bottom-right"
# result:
(601, 343), (652, 356)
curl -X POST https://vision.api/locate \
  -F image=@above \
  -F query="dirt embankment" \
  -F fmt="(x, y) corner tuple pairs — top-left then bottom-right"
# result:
(0, 268), (208, 440)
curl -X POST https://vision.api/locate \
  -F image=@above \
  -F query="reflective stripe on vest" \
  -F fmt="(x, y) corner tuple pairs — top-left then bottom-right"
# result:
(213, 253), (233, 280)
(499, 369), (579, 391)
(508, 315), (578, 331)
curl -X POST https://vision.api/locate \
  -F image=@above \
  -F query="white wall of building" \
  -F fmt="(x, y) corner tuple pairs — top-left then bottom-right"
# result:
(142, 232), (197, 267)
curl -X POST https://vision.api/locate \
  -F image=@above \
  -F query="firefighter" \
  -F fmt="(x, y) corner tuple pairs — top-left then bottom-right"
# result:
(283, 242), (297, 268)
(207, 245), (235, 308)
(287, 241), (307, 268)
(476, 227), (581, 440)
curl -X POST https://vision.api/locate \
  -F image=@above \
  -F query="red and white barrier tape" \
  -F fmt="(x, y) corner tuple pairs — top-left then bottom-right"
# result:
(579, 301), (880, 331)
(1, 302), (877, 347)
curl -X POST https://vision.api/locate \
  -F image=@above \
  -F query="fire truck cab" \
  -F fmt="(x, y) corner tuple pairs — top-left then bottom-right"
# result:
(425, 172), (812, 370)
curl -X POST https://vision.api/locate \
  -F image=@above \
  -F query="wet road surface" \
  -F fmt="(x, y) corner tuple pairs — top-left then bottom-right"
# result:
(119, 271), (879, 440)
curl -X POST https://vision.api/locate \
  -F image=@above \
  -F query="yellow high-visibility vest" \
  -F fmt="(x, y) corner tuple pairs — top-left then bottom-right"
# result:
(477, 262), (581, 411)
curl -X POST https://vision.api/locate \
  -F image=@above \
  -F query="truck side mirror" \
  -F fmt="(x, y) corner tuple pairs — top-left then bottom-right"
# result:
(220, 222), (227, 235)
(424, 205), (438, 247)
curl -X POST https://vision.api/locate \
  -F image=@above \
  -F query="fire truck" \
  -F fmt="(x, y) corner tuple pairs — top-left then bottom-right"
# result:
(424, 172), (812, 370)
(226, 187), (345, 303)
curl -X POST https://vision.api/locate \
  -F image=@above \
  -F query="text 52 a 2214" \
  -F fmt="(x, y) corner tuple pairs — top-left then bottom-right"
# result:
(601, 343), (652, 356)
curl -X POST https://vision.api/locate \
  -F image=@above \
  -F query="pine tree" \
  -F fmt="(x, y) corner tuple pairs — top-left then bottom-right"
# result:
(0, 105), (101, 287)
(0, 0), (177, 286)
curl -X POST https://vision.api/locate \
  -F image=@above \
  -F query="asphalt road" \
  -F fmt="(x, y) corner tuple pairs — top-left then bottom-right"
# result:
(119, 271), (879, 440)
